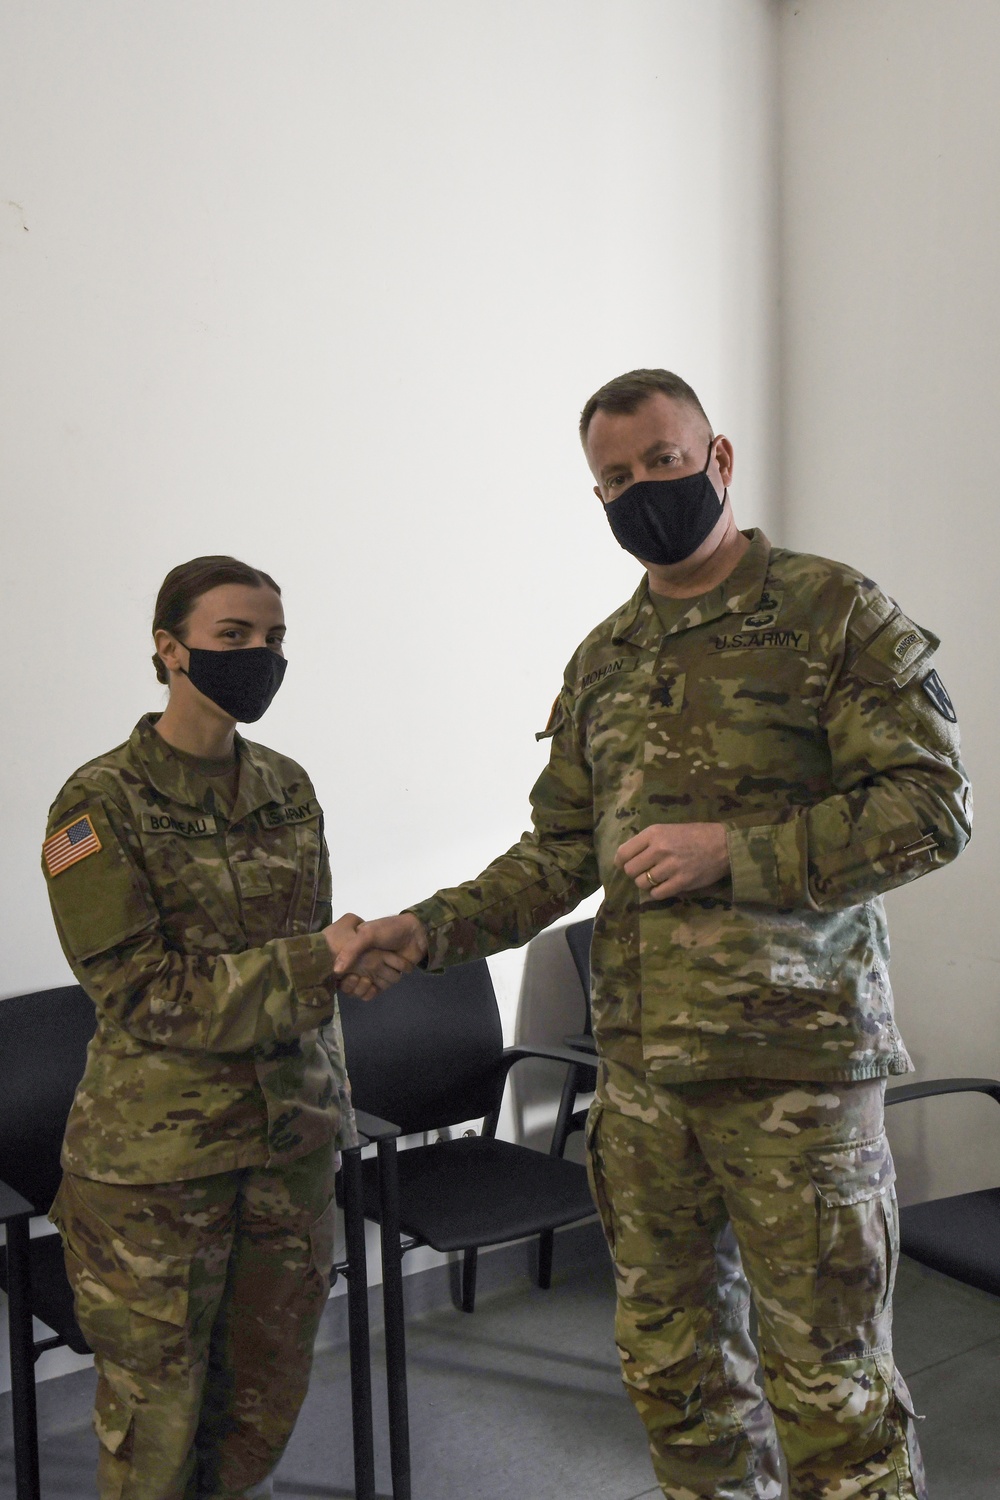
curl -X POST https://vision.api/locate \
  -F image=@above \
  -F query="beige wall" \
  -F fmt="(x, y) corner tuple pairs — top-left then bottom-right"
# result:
(0, 0), (780, 1390)
(778, 0), (1000, 1203)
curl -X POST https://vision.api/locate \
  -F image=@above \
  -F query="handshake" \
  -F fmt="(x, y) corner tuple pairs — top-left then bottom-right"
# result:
(321, 912), (428, 1001)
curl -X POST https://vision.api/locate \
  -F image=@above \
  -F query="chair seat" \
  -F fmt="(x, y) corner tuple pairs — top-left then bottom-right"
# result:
(0, 1231), (91, 1355)
(359, 1137), (594, 1253)
(899, 1187), (1000, 1298)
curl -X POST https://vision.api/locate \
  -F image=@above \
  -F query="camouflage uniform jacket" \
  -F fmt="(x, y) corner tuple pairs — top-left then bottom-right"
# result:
(43, 714), (357, 1185)
(409, 530), (972, 1083)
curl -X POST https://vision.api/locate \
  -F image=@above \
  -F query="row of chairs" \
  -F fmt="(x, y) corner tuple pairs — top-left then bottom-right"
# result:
(3, 918), (1000, 1499)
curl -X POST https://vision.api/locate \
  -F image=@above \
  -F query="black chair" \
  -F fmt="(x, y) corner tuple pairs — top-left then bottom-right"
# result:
(548, 918), (599, 1160)
(0, 985), (379, 1500)
(338, 959), (599, 1500)
(885, 1077), (1000, 1297)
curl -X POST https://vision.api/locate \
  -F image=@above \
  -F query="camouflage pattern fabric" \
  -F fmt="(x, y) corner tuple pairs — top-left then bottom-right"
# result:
(586, 1066), (926, 1499)
(403, 530), (965, 1494)
(42, 714), (356, 1184)
(49, 1143), (338, 1500)
(409, 530), (972, 1085)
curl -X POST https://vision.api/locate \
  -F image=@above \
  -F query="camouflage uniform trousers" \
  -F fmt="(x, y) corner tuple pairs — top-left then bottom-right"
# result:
(586, 1069), (927, 1500)
(49, 1143), (338, 1500)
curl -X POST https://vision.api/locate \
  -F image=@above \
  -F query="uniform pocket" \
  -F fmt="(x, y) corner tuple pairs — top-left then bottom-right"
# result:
(93, 1373), (134, 1456)
(52, 1178), (192, 1378)
(806, 1132), (897, 1341)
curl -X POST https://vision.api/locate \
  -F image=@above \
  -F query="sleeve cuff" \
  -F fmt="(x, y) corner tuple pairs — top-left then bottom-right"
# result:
(726, 818), (807, 907)
(404, 899), (448, 971)
(287, 931), (337, 999)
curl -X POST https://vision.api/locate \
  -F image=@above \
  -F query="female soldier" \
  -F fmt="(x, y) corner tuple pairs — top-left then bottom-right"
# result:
(42, 556), (402, 1500)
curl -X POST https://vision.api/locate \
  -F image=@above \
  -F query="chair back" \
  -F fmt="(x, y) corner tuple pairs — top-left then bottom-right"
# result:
(564, 919), (594, 1036)
(0, 985), (96, 1215)
(339, 961), (504, 1136)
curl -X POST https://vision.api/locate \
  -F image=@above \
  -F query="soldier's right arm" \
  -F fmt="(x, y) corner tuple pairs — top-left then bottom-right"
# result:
(43, 788), (337, 1054)
(407, 684), (601, 969)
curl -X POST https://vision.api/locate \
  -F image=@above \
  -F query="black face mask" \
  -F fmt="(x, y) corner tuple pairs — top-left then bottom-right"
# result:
(182, 647), (287, 723)
(603, 439), (724, 565)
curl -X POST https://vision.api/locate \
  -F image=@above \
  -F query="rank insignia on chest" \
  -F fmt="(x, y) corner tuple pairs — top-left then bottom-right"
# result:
(43, 814), (102, 877)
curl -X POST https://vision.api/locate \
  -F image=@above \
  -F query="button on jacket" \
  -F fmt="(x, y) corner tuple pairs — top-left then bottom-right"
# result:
(409, 530), (972, 1083)
(43, 715), (355, 1184)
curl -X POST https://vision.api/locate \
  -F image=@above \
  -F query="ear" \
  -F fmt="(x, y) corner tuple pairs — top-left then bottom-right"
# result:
(712, 435), (735, 489)
(154, 629), (187, 678)
(593, 484), (607, 506)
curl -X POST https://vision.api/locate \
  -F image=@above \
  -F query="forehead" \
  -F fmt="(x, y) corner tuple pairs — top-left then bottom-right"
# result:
(586, 392), (707, 470)
(186, 583), (284, 625)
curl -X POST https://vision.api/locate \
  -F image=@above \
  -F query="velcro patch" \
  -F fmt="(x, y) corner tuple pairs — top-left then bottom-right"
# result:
(141, 812), (218, 837)
(713, 629), (809, 652)
(260, 798), (319, 828)
(536, 693), (565, 742)
(575, 656), (637, 693)
(43, 814), (102, 877)
(234, 860), (274, 898)
(921, 669), (957, 723)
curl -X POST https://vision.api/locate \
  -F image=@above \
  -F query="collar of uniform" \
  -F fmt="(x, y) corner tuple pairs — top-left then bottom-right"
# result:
(611, 529), (772, 647)
(130, 715), (285, 817)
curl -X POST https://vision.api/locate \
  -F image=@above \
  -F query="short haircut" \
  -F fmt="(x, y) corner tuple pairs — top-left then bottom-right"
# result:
(151, 555), (281, 683)
(579, 368), (712, 447)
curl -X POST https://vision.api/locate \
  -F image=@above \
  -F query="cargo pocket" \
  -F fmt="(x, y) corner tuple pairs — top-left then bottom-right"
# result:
(584, 1105), (616, 1259)
(806, 1132), (897, 1344)
(52, 1179), (192, 1379)
(309, 1197), (338, 1289)
(92, 1374), (135, 1500)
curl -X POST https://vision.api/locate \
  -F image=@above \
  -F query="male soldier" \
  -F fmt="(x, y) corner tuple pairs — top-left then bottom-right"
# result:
(336, 369), (971, 1498)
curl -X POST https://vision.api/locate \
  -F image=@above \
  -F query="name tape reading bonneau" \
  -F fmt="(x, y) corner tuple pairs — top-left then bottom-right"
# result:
(141, 812), (219, 837)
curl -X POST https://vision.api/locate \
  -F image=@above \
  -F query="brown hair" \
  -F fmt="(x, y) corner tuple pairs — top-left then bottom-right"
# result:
(579, 368), (712, 447)
(151, 555), (281, 683)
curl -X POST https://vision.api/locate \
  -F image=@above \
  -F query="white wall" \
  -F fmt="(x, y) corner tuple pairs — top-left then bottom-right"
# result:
(0, 0), (781, 1388)
(778, 0), (1000, 1203)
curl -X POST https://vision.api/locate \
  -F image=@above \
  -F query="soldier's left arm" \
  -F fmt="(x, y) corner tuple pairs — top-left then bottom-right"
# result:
(725, 602), (972, 911)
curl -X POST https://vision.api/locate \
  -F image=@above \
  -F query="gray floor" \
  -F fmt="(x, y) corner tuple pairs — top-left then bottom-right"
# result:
(2, 1224), (999, 1499)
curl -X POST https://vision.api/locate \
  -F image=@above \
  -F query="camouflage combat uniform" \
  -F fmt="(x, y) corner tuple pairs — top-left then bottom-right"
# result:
(42, 714), (356, 1500)
(408, 530), (971, 1499)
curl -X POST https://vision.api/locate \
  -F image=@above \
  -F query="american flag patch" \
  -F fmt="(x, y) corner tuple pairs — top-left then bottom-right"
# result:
(43, 814), (102, 877)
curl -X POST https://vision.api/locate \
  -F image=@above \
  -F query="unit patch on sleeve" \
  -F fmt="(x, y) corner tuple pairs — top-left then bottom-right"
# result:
(43, 814), (102, 877)
(921, 669), (957, 723)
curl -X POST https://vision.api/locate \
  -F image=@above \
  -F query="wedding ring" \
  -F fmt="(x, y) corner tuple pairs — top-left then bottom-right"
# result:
(645, 869), (657, 889)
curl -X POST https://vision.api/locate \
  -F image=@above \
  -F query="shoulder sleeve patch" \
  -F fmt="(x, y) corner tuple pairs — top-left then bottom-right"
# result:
(43, 799), (157, 961)
(921, 669), (957, 723)
(850, 609), (938, 688)
(43, 813), (102, 877)
(535, 693), (566, 742)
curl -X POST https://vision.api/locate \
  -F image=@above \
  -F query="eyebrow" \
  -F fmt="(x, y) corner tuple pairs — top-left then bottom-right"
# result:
(214, 617), (286, 631)
(599, 439), (682, 481)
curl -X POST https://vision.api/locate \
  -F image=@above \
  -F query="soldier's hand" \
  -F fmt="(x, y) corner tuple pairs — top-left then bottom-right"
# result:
(615, 823), (730, 900)
(322, 913), (408, 1000)
(334, 913), (428, 990)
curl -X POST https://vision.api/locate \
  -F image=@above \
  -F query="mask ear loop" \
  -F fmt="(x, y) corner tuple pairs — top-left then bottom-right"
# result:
(703, 435), (727, 507)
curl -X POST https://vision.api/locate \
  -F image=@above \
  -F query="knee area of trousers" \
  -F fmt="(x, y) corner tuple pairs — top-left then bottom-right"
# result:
(763, 1351), (914, 1465)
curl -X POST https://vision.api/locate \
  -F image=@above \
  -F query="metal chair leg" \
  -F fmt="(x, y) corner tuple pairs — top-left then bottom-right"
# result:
(340, 1148), (375, 1500)
(537, 1228), (554, 1290)
(376, 1138), (410, 1500)
(460, 1247), (478, 1313)
(536, 1060), (588, 1291)
(6, 1217), (41, 1500)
